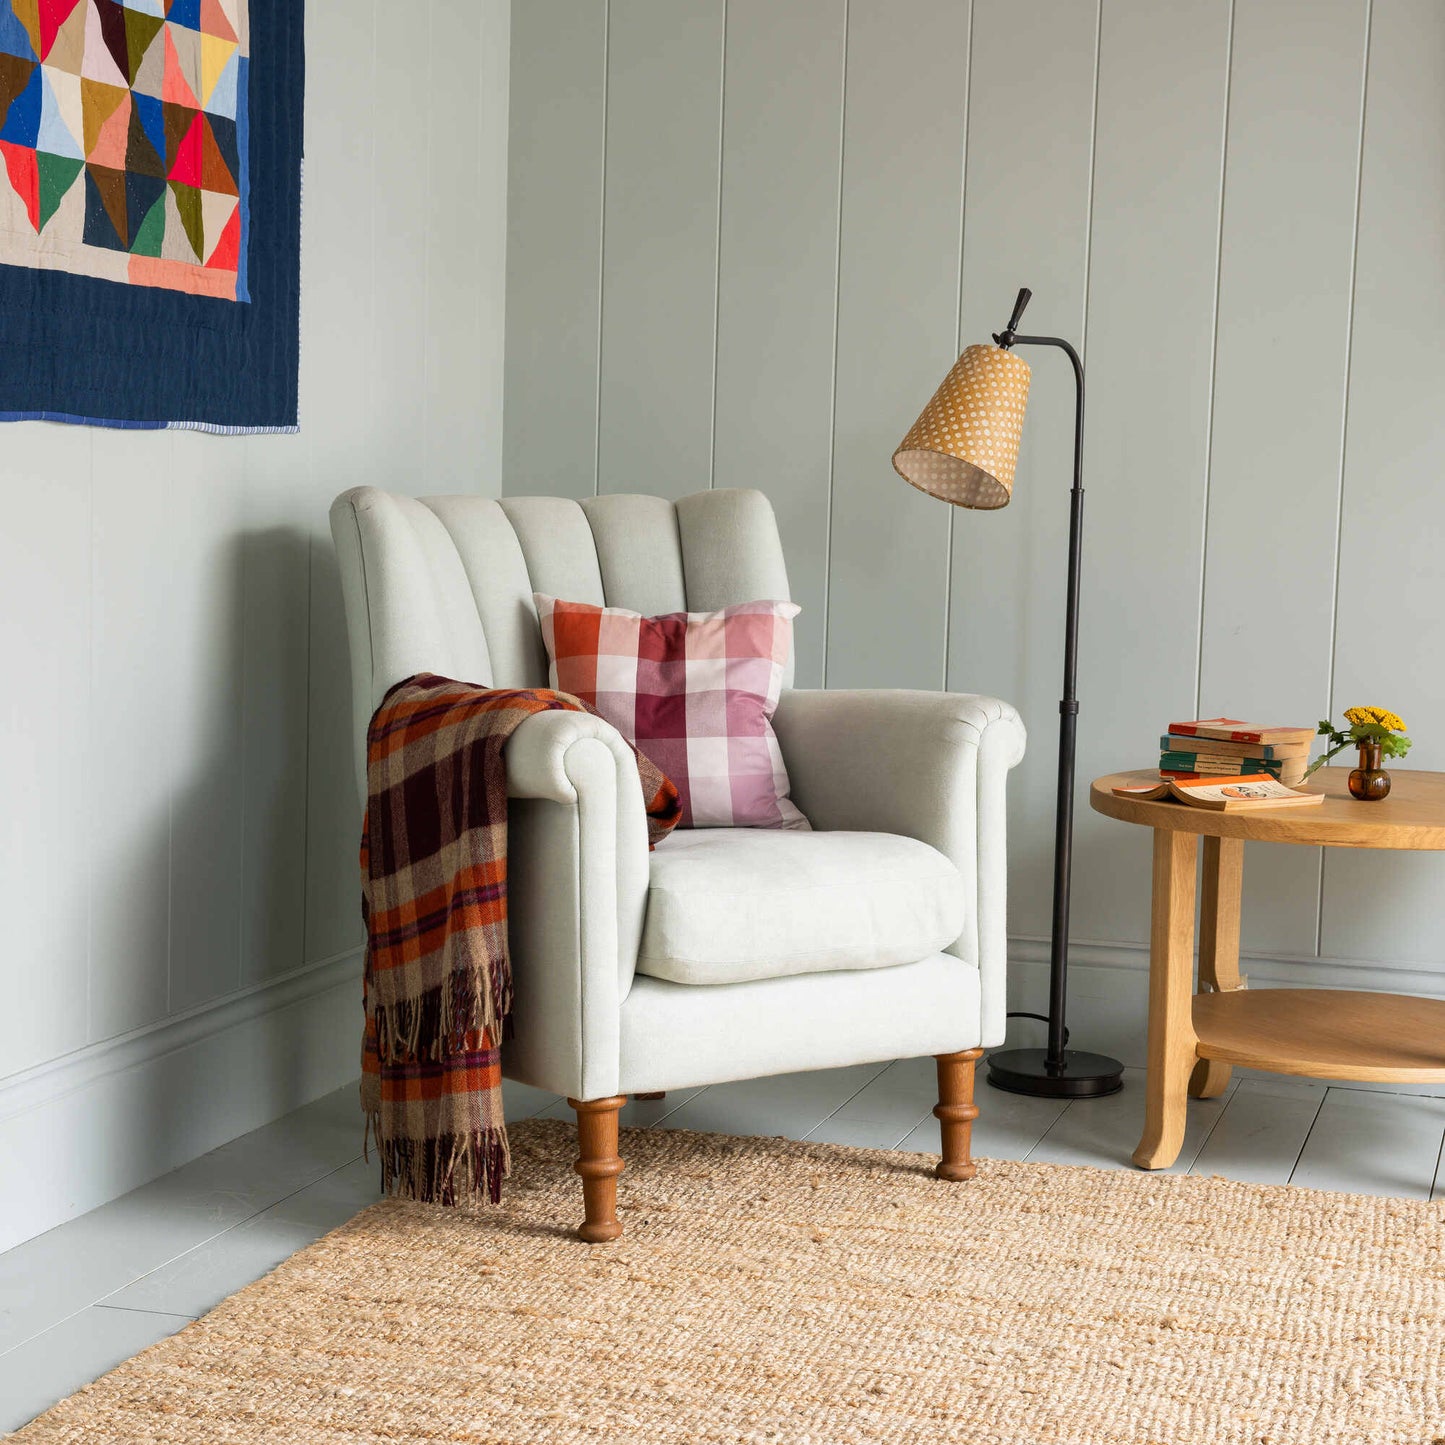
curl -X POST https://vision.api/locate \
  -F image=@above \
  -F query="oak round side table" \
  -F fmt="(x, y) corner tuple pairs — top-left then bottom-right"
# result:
(1090, 767), (1445, 1170)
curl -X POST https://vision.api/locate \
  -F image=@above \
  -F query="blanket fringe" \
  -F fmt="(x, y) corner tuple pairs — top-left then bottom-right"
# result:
(370, 965), (513, 1065)
(369, 1115), (511, 1206)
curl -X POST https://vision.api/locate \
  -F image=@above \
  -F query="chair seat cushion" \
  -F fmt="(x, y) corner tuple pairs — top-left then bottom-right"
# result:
(636, 828), (965, 986)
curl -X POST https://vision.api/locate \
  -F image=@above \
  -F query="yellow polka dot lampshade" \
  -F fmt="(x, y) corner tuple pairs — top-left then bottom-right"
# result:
(892, 344), (1031, 509)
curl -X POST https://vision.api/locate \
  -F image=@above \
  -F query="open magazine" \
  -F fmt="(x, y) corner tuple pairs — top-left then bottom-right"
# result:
(1111, 774), (1324, 811)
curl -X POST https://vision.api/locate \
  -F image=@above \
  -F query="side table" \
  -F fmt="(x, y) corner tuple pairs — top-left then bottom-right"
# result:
(1090, 768), (1445, 1169)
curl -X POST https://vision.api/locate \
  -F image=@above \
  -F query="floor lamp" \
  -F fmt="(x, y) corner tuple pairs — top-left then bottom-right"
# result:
(892, 287), (1124, 1099)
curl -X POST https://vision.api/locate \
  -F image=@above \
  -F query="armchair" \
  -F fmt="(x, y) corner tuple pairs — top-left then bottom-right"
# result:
(331, 486), (1026, 1241)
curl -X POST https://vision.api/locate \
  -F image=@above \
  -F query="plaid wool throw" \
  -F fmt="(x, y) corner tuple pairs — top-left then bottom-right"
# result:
(360, 673), (681, 1205)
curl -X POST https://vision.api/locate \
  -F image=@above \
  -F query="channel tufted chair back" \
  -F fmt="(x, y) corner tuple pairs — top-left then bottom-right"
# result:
(329, 486), (793, 804)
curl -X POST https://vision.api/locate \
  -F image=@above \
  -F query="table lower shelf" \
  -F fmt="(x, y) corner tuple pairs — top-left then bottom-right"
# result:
(1193, 989), (1445, 1083)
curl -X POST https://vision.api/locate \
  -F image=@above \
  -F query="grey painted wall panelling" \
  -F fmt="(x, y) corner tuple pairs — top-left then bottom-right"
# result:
(1200, 0), (1367, 960)
(597, 0), (725, 499)
(1, 426), (92, 1071)
(1322, 0), (1445, 965)
(712, 0), (845, 687)
(90, 432), (174, 1036)
(947, 0), (1100, 942)
(429, 0), (506, 492)
(504, 0), (608, 500)
(301, 0), (388, 967)
(1070, 0), (1233, 947)
(1, 0), (510, 1088)
(825, 0), (971, 690)
(503, 0), (1445, 988)
(168, 428), (248, 1014)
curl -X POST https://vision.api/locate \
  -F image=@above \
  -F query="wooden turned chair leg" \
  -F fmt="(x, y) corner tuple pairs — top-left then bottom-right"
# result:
(933, 1048), (983, 1182)
(568, 1096), (625, 1243)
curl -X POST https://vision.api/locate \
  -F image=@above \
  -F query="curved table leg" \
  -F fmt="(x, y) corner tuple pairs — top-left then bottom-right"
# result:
(1190, 834), (1245, 1100)
(1134, 829), (1200, 1170)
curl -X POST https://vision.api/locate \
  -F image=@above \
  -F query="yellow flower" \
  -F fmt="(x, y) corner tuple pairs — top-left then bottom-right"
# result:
(1343, 706), (1406, 732)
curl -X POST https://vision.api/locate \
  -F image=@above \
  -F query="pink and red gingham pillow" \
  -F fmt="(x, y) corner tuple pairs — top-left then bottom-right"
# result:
(533, 595), (808, 830)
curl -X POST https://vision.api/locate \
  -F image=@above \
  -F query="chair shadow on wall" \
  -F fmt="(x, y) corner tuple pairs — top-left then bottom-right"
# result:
(132, 523), (322, 1183)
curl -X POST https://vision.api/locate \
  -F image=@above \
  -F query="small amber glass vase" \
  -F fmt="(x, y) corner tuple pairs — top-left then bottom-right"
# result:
(1348, 740), (1391, 801)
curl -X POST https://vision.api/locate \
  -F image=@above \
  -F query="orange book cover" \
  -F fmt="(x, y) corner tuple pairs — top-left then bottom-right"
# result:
(1167, 716), (1315, 746)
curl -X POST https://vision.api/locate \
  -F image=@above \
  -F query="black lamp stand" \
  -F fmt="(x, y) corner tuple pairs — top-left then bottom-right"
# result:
(984, 288), (1124, 1100)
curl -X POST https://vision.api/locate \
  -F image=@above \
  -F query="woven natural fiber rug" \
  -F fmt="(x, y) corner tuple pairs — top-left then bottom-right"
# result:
(12, 1119), (1445, 1444)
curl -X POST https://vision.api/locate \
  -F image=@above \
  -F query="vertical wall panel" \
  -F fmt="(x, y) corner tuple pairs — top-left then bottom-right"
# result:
(426, 0), (501, 491)
(1069, 0), (1232, 946)
(597, 0), (724, 499)
(472, 0), (511, 496)
(504, 0), (607, 499)
(825, 0), (970, 690)
(712, 0), (844, 686)
(1199, 0), (1368, 959)
(947, 0), (1099, 942)
(167, 432), (247, 1014)
(1322, 0), (1445, 965)
(300, 0), (381, 967)
(0, 428), (91, 1073)
(238, 440), (311, 989)
(367, 0), (432, 483)
(89, 436), (173, 1037)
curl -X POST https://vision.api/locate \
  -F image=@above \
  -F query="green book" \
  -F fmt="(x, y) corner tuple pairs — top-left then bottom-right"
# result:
(1159, 751), (1286, 778)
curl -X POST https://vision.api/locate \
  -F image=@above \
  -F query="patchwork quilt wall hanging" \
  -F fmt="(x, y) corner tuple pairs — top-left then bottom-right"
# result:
(0, 0), (302, 431)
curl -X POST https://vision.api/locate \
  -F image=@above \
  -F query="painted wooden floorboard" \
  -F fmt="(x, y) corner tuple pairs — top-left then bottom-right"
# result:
(898, 1084), (1073, 1164)
(1025, 1067), (1240, 1174)
(0, 1304), (192, 1433)
(0, 1082), (365, 1359)
(1188, 1077), (1326, 1186)
(1288, 1088), (1445, 1199)
(653, 1064), (890, 1142)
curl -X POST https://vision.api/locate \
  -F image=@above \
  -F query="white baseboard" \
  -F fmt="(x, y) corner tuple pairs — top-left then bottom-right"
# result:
(1002, 936), (1445, 1070)
(0, 950), (364, 1253)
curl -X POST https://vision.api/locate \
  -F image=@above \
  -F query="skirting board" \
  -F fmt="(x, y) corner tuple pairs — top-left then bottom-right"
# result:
(0, 950), (364, 1253)
(5, 935), (1440, 1251)
(1002, 936), (1445, 1082)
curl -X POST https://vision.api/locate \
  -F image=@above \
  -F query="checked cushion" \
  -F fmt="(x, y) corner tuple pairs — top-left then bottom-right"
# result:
(533, 595), (808, 830)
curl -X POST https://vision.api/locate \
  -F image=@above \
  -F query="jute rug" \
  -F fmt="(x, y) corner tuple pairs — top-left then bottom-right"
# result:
(11, 1119), (1445, 1444)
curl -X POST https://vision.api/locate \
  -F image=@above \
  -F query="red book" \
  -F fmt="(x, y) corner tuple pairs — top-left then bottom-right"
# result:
(1167, 716), (1315, 746)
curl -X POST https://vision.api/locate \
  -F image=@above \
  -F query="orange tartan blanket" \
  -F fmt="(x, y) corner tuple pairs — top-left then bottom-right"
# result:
(360, 674), (680, 1205)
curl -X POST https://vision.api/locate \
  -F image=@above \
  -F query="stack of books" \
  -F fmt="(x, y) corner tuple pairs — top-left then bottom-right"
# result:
(1160, 717), (1315, 786)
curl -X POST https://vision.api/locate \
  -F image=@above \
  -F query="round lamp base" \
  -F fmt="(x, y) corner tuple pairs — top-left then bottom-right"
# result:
(986, 1047), (1124, 1099)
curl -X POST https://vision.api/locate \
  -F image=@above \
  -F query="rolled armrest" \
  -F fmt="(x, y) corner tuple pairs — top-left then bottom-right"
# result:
(772, 689), (1026, 1045)
(506, 708), (641, 804)
(500, 709), (651, 1100)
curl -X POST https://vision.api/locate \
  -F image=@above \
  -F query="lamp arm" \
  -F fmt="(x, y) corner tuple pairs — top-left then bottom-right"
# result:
(998, 331), (1086, 1071)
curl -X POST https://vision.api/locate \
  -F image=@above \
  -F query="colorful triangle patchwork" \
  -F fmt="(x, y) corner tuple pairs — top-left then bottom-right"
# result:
(36, 0), (81, 60)
(36, 146), (80, 226)
(0, 51), (35, 129)
(122, 7), (162, 83)
(0, 59), (39, 145)
(0, 135), (38, 227)
(9, 0), (41, 60)
(0, 4), (37, 61)
(44, 0), (84, 71)
(198, 0), (234, 43)
(0, 0), (252, 298)
(36, 67), (81, 157)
